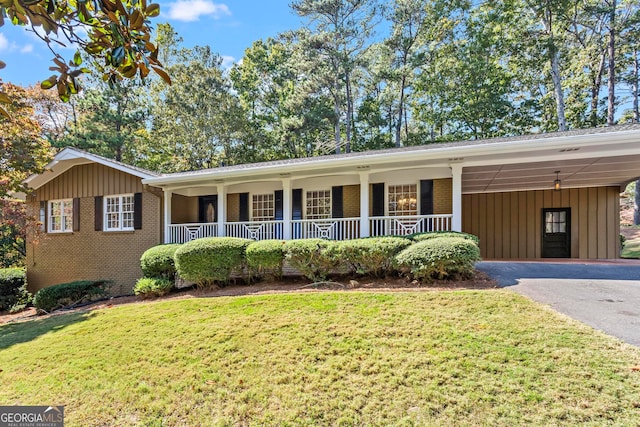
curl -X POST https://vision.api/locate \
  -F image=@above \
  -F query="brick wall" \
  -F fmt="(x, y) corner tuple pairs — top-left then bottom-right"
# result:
(433, 178), (452, 214)
(227, 193), (240, 222)
(26, 192), (161, 295)
(343, 185), (360, 218)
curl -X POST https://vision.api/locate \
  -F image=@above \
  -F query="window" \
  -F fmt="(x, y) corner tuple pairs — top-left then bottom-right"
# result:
(252, 193), (274, 221)
(48, 199), (73, 233)
(388, 184), (417, 216)
(104, 194), (135, 231)
(545, 210), (567, 233)
(306, 190), (331, 219)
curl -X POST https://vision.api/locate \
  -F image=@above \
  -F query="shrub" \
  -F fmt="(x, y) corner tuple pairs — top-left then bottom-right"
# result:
(174, 237), (253, 286)
(410, 231), (480, 245)
(0, 268), (31, 312)
(283, 239), (340, 281)
(246, 240), (285, 279)
(134, 277), (174, 298)
(338, 237), (411, 277)
(140, 244), (181, 279)
(395, 237), (481, 281)
(33, 280), (111, 312)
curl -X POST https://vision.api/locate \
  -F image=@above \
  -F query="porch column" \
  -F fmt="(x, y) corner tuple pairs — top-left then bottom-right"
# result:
(163, 189), (172, 243)
(282, 178), (292, 240)
(217, 183), (226, 237)
(451, 164), (463, 232)
(359, 172), (370, 238)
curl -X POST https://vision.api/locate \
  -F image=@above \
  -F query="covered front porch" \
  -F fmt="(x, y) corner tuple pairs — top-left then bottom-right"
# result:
(161, 166), (461, 244)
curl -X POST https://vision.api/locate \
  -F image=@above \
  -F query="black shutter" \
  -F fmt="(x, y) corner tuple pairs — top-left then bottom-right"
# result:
(420, 180), (434, 215)
(134, 192), (143, 229)
(239, 193), (249, 222)
(73, 198), (80, 232)
(372, 183), (385, 217)
(292, 189), (303, 220)
(40, 201), (47, 232)
(94, 196), (103, 231)
(274, 190), (283, 221)
(332, 186), (343, 218)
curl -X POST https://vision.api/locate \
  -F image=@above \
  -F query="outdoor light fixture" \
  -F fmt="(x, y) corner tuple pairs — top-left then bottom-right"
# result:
(554, 171), (561, 191)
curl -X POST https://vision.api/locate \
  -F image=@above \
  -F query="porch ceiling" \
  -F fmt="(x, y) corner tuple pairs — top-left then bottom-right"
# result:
(462, 154), (640, 193)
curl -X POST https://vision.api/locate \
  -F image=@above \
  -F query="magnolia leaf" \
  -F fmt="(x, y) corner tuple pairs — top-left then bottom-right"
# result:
(0, 92), (10, 103)
(0, 60), (5, 69)
(146, 3), (160, 17)
(40, 76), (58, 89)
(151, 65), (171, 84)
(0, 106), (9, 119)
(73, 51), (82, 66)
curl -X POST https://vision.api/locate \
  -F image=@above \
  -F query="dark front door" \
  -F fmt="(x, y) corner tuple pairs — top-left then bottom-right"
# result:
(198, 195), (218, 223)
(542, 208), (571, 258)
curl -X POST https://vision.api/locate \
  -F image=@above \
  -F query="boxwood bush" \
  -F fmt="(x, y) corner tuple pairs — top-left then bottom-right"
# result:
(174, 237), (253, 286)
(246, 240), (285, 279)
(338, 237), (411, 277)
(134, 277), (174, 298)
(395, 237), (481, 281)
(140, 244), (181, 279)
(33, 280), (111, 312)
(410, 231), (480, 245)
(0, 268), (31, 312)
(283, 239), (340, 281)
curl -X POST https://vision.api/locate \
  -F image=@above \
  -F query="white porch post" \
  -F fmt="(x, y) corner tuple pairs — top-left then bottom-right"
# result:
(282, 178), (292, 240)
(451, 164), (463, 232)
(163, 188), (172, 243)
(217, 183), (226, 237)
(359, 172), (370, 238)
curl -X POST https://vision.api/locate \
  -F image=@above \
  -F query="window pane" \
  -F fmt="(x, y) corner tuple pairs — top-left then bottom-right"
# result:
(388, 185), (417, 216)
(306, 190), (331, 219)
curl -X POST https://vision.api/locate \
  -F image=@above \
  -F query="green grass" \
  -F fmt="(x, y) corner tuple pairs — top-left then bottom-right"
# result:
(1, 291), (639, 426)
(621, 231), (640, 258)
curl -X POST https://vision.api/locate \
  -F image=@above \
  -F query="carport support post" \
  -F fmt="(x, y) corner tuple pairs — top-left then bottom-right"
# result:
(282, 178), (292, 240)
(359, 171), (370, 238)
(163, 189), (172, 243)
(217, 183), (226, 237)
(451, 164), (463, 232)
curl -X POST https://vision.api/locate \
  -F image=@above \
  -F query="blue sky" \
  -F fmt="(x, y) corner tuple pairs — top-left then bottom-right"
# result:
(0, 1), (304, 86)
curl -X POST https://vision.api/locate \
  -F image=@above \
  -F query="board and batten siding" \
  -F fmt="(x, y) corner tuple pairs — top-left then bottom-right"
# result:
(462, 187), (620, 259)
(33, 163), (143, 201)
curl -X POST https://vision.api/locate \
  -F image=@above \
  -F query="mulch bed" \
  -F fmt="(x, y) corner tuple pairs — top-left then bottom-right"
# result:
(0, 272), (497, 325)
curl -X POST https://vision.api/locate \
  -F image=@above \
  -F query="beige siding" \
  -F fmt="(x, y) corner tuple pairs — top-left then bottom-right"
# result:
(33, 163), (143, 201)
(172, 195), (198, 224)
(462, 187), (620, 259)
(26, 191), (161, 295)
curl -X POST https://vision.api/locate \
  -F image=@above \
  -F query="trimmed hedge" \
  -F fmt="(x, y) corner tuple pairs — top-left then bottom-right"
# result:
(174, 237), (253, 286)
(134, 277), (174, 298)
(410, 231), (480, 245)
(395, 237), (480, 281)
(140, 244), (181, 279)
(33, 280), (111, 312)
(338, 237), (411, 277)
(246, 240), (285, 279)
(0, 268), (30, 312)
(283, 239), (340, 281)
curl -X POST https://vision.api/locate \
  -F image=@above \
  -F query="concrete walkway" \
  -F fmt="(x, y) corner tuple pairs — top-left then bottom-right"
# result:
(476, 261), (640, 347)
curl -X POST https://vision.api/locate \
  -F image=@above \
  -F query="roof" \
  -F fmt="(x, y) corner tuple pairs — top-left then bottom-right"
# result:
(143, 123), (640, 188)
(25, 147), (158, 190)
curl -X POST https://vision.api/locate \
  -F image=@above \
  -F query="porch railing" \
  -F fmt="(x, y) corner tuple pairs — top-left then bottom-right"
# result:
(369, 214), (452, 237)
(291, 217), (360, 240)
(225, 220), (284, 241)
(168, 222), (218, 243)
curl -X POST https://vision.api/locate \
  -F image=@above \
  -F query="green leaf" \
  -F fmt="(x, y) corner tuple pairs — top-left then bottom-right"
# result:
(40, 76), (58, 89)
(146, 3), (160, 17)
(73, 51), (82, 66)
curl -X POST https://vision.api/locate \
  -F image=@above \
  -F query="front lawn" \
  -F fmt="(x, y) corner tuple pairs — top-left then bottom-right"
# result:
(0, 291), (639, 426)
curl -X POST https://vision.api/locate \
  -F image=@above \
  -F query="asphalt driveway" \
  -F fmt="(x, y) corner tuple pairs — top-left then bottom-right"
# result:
(476, 261), (640, 347)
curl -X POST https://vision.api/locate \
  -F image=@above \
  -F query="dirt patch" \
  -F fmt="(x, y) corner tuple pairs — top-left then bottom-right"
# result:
(0, 272), (497, 325)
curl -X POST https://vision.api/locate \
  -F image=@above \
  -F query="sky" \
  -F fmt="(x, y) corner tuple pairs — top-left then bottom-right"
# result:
(0, 1), (305, 86)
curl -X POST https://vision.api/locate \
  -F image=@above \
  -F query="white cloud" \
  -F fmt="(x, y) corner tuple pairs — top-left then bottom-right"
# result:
(20, 44), (33, 53)
(220, 55), (235, 69)
(0, 34), (9, 52)
(166, 0), (231, 22)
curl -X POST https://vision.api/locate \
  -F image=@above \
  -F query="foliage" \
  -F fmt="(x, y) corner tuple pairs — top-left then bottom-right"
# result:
(0, 0), (168, 115)
(133, 277), (173, 298)
(0, 199), (42, 268)
(411, 231), (480, 245)
(32, 280), (110, 312)
(246, 240), (285, 279)
(395, 237), (481, 281)
(0, 268), (30, 312)
(174, 237), (253, 286)
(337, 237), (411, 277)
(283, 239), (340, 281)
(140, 244), (181, 279)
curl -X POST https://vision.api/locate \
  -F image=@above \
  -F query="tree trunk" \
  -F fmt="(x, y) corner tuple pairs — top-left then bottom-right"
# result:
(635, 180), (640, 225)
(395, 74), (406, 148)
(607, 0), (616, 126)
(345, 71), (352, 154)
(633, 49), (639, 123)
(589, 51), (606, 127)
(550, 47), (567, 131)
